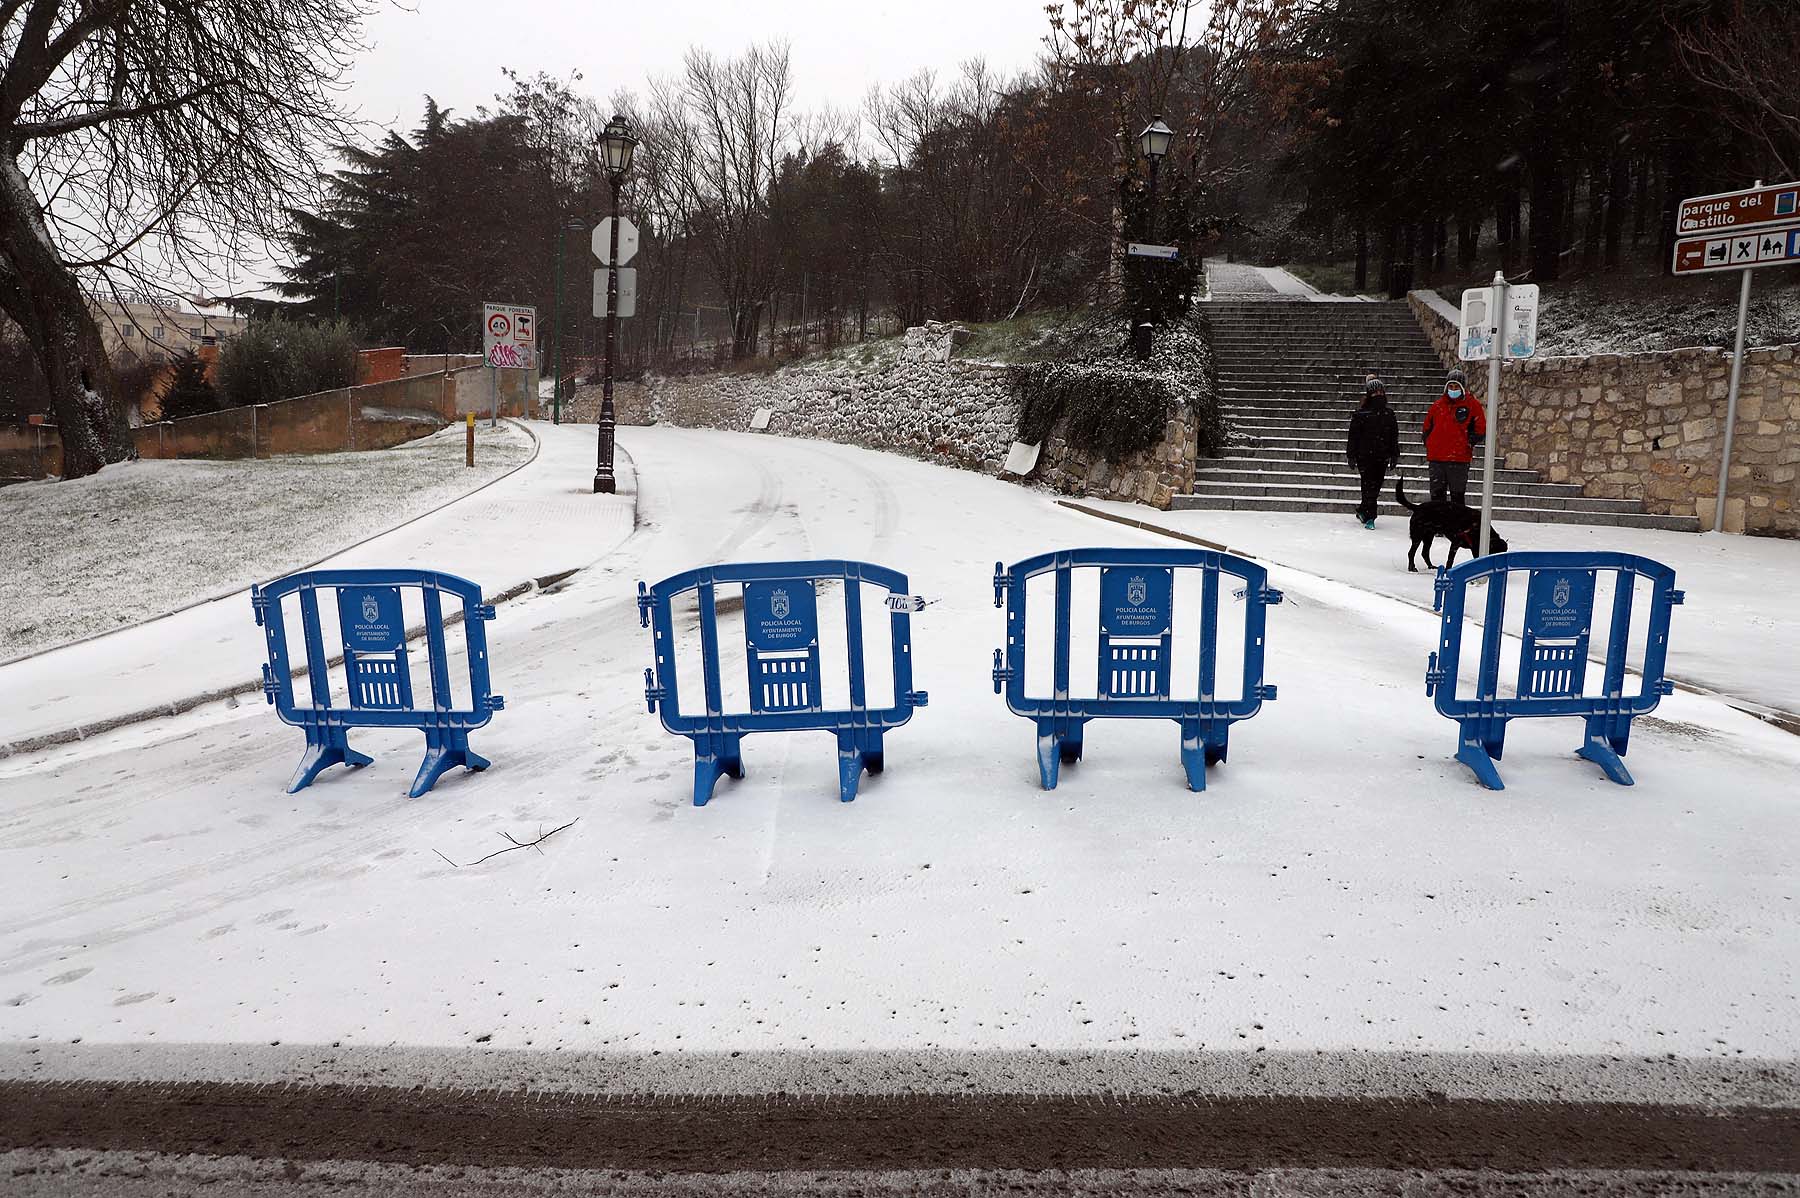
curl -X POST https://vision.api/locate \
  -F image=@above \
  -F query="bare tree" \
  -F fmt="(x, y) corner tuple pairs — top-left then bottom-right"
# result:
(655, 42), (794, 358)
(1, 0), (371, 477)
(1673, 5), (1800, 181)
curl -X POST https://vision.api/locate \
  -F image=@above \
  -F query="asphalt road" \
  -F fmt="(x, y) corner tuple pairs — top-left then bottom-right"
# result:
(3, 1078), (1797, 1194)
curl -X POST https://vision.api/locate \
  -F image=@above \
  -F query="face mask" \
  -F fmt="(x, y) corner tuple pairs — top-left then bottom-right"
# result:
(1448, 387), (1464, 399)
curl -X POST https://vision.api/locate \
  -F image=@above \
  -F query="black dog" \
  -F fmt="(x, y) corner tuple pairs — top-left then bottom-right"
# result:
(1394, 477), (1509, 572)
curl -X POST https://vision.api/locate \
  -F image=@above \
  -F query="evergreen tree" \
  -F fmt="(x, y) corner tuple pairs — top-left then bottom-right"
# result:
(158, 352), (220, 421)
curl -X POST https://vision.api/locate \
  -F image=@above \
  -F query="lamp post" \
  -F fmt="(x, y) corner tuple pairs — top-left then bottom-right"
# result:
(594, 114), (638, 495)
(552, 217), (584, 425)
(1132, 117), (1175, 359)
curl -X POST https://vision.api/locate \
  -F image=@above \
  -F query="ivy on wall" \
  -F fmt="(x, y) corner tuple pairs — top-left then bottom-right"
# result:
(1010, 312), (1224, 462)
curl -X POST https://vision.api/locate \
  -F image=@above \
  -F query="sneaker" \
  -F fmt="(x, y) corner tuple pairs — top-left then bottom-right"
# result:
(1362, 518), (1376, 530)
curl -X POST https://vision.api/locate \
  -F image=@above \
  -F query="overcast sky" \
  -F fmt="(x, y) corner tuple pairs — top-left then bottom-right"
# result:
(199, 1), (1047, 295)
(346, 0), (1050, 133)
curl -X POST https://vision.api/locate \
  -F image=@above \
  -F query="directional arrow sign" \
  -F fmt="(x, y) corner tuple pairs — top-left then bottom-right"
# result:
(1671, 218), (1800, 275)
(594, 267), (636, 318)
(1127, 242), (1179, 259)
(591, 217), (639, 265)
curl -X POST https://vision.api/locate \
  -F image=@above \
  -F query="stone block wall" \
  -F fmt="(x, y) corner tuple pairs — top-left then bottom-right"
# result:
(574, 322), (1203, 509)
(1408, 291), (1799, 535)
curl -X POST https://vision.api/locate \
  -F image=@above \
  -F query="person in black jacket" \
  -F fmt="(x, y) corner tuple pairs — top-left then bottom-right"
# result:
(1347, 377), (1400, 529)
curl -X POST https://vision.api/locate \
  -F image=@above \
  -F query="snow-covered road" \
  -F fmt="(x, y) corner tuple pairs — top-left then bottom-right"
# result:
(1, 425), (1795, 1095)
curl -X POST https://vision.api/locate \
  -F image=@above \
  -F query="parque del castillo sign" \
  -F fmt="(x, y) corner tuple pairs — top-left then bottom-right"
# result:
(1675, 181), (1800, 236)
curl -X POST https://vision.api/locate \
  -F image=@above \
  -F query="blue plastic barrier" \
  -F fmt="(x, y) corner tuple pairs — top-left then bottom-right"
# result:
(992, 548), (1282, 790)
(1426, 552), (1683, 790)
(638, 559), (929, 805)
(252, 569), (505, 797)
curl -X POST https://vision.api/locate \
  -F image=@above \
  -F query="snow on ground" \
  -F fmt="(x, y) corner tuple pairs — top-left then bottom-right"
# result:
(1084, 503), (1800, 717)
(0, 427), (1795, 1080)
(0, 421), (635, 749)
(0, 422), (534, 661)
(1440, 273), (1800, 357)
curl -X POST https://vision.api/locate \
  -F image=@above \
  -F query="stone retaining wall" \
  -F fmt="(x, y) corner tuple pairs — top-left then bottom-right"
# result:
(572, 322), (1202, 509)
(1408, 291), (1799, 535)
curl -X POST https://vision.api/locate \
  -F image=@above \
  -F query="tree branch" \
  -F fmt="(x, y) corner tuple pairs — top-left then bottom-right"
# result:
(14, 83), (223, 140)
(432, 818), (578, 868)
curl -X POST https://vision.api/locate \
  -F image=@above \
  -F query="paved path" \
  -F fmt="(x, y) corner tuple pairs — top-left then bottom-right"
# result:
(0, 420), (636, 749)
(1204, 259), (1374, 302)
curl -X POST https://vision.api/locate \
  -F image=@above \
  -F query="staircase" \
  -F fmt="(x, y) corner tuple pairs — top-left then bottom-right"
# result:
(1180, 300), (1697, 529)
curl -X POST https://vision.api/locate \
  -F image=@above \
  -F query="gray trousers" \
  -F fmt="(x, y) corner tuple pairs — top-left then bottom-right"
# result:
(1429, 459), (1470, 505)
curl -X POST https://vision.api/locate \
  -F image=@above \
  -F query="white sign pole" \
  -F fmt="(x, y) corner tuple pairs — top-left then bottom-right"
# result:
(1479, 270), (1506, 556)
(1714, 179), (1761, 533)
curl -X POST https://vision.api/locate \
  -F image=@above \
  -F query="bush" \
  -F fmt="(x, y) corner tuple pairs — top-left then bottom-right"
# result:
(1010, 311), (1224, 462)
(216, 317), (359, 407)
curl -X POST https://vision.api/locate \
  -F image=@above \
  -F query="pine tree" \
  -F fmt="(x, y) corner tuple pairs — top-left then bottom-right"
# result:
(158, 351), (220, 421)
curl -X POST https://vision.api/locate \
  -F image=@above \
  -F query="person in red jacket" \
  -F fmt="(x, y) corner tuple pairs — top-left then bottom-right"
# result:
(1421, 368), (1486, 505)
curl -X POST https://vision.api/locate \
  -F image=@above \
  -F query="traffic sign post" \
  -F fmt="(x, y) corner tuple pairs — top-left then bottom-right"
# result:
(481, 302), (536, 428)
(1459, 277), (1539, 553)
(1671, 181), (1787, 532)
(593, 267), (636, 318)
(591, 209), (640, 493)
(591, 217), (639, 265)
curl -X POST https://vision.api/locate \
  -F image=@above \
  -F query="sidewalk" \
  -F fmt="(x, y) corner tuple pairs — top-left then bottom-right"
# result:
(0, 421), (636, 752)
(1204, 259), (1372, 302)
(1071, 500), (1800, 719)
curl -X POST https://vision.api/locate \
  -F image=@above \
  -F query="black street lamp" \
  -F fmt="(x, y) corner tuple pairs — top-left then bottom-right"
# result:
(594, 113), (639, 494)
(552, 217), (584, 425)
(1133, 117), (1175, 359)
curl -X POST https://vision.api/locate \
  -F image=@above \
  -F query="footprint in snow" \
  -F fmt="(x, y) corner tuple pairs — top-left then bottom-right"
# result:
(112, 992), (157, 1006)
(4, 993), (34, 1007)
(254, 909), (295, 925)
(44, 968), (92, 986)
(204, 925), (234, 939)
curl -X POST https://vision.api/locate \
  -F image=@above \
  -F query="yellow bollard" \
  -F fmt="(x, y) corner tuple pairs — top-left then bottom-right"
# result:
(465, 412), (475, 468)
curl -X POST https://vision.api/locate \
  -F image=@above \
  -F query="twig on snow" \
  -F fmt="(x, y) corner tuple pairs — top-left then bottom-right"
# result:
(433, 818), (579, 868)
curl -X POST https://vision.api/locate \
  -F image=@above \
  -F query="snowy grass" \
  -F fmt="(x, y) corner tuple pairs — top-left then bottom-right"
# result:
(0, 423), (533, 660)
(1433, 270), (1800, 356)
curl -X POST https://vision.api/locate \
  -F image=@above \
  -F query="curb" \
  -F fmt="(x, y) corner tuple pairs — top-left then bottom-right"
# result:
(0, 571), (553, 761)
(0, 439), (640, 762)
(1058, 498), (1800, 737)
(0, 420), (542, 670)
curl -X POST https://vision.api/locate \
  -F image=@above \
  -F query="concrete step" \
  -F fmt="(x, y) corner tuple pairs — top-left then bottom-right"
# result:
(1209, 359), (1447, 374)
(1229, 421), (1443, 439)
(1221, 392), (1438, 402)
(1209, 308), (1416, 321)
(1233, 431), (1493, 454)
(1193, 467), (1586, 498)
(1171, 493), (1700, 530)
(1216, 406), (1440, 419)
(1220, 412), (1435, 427)
(1187, 479), (1633, 513)
(1209, 326), (1429, 339)
(1213, 343), (1431, 354)
(1216, 366), (1447, 379)
(1197, 453), (1540, 482)
(1209, 374), (1447, 386)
